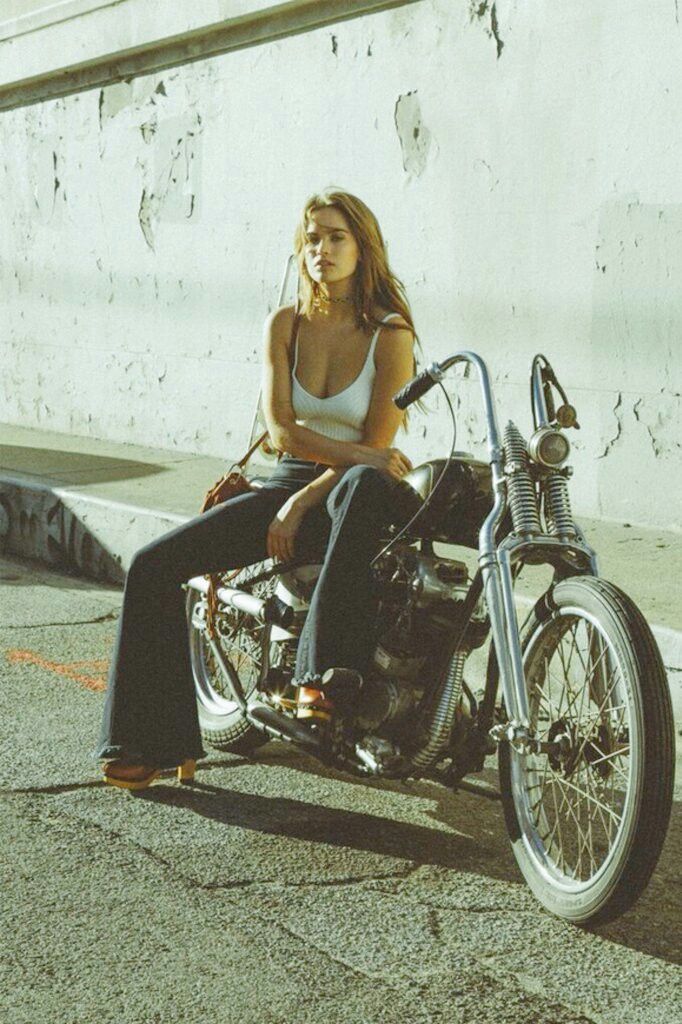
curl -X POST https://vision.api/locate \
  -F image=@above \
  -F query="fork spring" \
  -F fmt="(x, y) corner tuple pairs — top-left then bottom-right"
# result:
(503, 421), (542, 536)
(543, 474), (576, 538)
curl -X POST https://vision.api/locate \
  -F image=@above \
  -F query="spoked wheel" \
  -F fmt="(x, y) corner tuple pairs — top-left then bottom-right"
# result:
(186, 561), (279, 753)
(498, 576), (674, 924)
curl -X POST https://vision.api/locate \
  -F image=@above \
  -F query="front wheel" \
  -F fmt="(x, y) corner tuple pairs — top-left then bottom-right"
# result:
(497, 575), (674, 924)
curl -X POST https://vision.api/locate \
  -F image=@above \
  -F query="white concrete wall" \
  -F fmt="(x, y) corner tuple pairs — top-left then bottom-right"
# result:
(1, 0), (680, 529)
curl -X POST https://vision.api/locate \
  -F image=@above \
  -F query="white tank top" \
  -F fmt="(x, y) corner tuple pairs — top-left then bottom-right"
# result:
(291, 313), (403, 442)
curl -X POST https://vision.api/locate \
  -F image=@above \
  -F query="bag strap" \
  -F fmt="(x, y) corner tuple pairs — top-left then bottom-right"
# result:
(235, 428), (269, 470)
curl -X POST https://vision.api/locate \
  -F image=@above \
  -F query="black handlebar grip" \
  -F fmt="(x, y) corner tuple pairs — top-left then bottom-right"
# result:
(393, 369), (438, 410)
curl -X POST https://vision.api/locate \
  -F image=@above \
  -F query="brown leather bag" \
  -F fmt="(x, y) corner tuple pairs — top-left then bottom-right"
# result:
(198, 307), (300, 638)
(199, 428), (270, 514)
(199, 428), (271, 640)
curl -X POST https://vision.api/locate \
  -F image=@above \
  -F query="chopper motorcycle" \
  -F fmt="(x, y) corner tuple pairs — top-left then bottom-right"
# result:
(184, 352), (674, 925)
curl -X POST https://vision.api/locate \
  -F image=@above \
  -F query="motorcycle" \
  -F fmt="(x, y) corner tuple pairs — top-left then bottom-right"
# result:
(184, 352), (674, 925)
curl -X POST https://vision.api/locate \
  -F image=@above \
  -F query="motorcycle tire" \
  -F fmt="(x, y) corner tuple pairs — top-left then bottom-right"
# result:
(495, 575), (674, 925)
(186, 580), (269, 755)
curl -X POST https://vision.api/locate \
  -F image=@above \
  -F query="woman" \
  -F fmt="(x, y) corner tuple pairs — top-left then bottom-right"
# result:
(97, 188), (418, 790)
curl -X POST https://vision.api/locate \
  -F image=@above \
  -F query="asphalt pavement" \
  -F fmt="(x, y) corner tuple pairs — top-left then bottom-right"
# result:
(0, 554), (680, 1024)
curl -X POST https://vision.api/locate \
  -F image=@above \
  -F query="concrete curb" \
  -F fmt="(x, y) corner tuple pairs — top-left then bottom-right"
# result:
(0, 474), (186, 584)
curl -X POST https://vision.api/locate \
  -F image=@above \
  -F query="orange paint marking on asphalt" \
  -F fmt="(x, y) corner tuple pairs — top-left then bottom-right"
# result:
(5, 649), (109, 692)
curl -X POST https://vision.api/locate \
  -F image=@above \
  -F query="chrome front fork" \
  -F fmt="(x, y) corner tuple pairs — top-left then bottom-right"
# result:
(480, 546), (533, 750)
(436, 351), (533, 753)
(435, 351), (600, 755)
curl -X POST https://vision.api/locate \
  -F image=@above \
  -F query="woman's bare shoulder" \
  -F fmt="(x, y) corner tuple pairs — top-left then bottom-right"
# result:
(372, 306), (411, 332)
(263, 306), (300, 359)
(265, 304), (297, 335)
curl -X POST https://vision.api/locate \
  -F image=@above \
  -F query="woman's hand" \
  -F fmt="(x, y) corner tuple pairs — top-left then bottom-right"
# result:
(353, 445), (413, 482)
(266, 494), (309, 563)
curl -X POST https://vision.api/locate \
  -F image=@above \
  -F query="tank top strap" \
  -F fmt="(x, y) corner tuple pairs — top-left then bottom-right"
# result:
(367, 311), (404, 358)
(291, 313), (301, 374)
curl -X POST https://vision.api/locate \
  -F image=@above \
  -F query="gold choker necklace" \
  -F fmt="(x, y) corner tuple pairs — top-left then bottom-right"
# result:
(328, 295), (353, 304)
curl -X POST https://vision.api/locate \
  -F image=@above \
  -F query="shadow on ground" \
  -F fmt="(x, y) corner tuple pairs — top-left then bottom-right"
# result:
(0, 446), (168, 484)
(133, 746), (681, 967)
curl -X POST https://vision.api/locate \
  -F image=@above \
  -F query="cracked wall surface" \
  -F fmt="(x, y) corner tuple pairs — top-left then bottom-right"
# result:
(0, 0), (680, 528)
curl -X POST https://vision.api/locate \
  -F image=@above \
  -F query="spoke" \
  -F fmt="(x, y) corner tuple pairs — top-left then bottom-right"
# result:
(582, 758), (616, 847)
(547, 772), (567, 874)
(586, 744), (630, 782)
(541, 808), (561, 854)
(542, 656), (553, 716)
(554, 629), (576, 718)
(562, 634), (610, 726)
(553, 771), (588, 877)
(572, 663), (623, 768)
(552, 773), (622, 825)
(557, 643), (602, 724)
(580, 703), (626, 728)
(580, 767), (599, 876)
(527, 759), (551, 816)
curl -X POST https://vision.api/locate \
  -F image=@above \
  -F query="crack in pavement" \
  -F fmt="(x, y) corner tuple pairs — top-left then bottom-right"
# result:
(24, 799), (425, 899)
(369, 884), (537, 917)
(253, 912), (405, 993)
(503, 970), (604, 1024)
(427, 906), (443, 940)
(14, 799), (446, 1001)
(4, 790), (525, 923)
(0, 609), (119, 630)
(7, 796), (669, 1022)
(269, 866), (421, 889)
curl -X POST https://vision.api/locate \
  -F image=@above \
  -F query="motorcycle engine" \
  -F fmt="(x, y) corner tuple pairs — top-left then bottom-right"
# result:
(272, 545), (473, 733)
(360, 545), (471, 730)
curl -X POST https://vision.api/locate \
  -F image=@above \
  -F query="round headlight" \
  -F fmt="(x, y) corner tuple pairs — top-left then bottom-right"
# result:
(529, 427), (570, 467)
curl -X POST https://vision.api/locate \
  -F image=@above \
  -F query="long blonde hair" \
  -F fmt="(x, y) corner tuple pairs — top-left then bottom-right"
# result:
(293, 189), (423, 427)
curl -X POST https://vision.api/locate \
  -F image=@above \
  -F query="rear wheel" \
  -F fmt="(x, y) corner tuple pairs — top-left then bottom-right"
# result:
(497, 576), (674, 924)
(186, 561), (278, 754)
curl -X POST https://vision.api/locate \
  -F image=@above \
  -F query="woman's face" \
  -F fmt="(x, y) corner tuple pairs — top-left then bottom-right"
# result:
(303, 207), (361, 287)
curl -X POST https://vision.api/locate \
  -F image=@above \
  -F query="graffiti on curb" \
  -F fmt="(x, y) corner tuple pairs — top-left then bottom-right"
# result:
(0, 483), (125, 584)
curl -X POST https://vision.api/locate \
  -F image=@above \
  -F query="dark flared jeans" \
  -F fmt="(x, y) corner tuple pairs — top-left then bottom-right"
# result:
(94, 457), (397, 767)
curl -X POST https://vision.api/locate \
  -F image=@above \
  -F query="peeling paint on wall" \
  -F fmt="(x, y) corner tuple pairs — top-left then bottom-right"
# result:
(98, 79), (135, 126)
(138, 188), (155, 249)
(633, 392), (681, 458)
(597, 392), (623, 459)
(394, 91), (432, 178)
(134, 111), (202, 249)
(469, 1), (504, 59)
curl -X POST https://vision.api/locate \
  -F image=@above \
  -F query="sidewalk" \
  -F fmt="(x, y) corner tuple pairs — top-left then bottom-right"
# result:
(1, 421), (679, 724)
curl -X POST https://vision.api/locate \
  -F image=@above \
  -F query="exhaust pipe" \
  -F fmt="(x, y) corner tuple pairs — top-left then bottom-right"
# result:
(185, 574), (293, 628)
